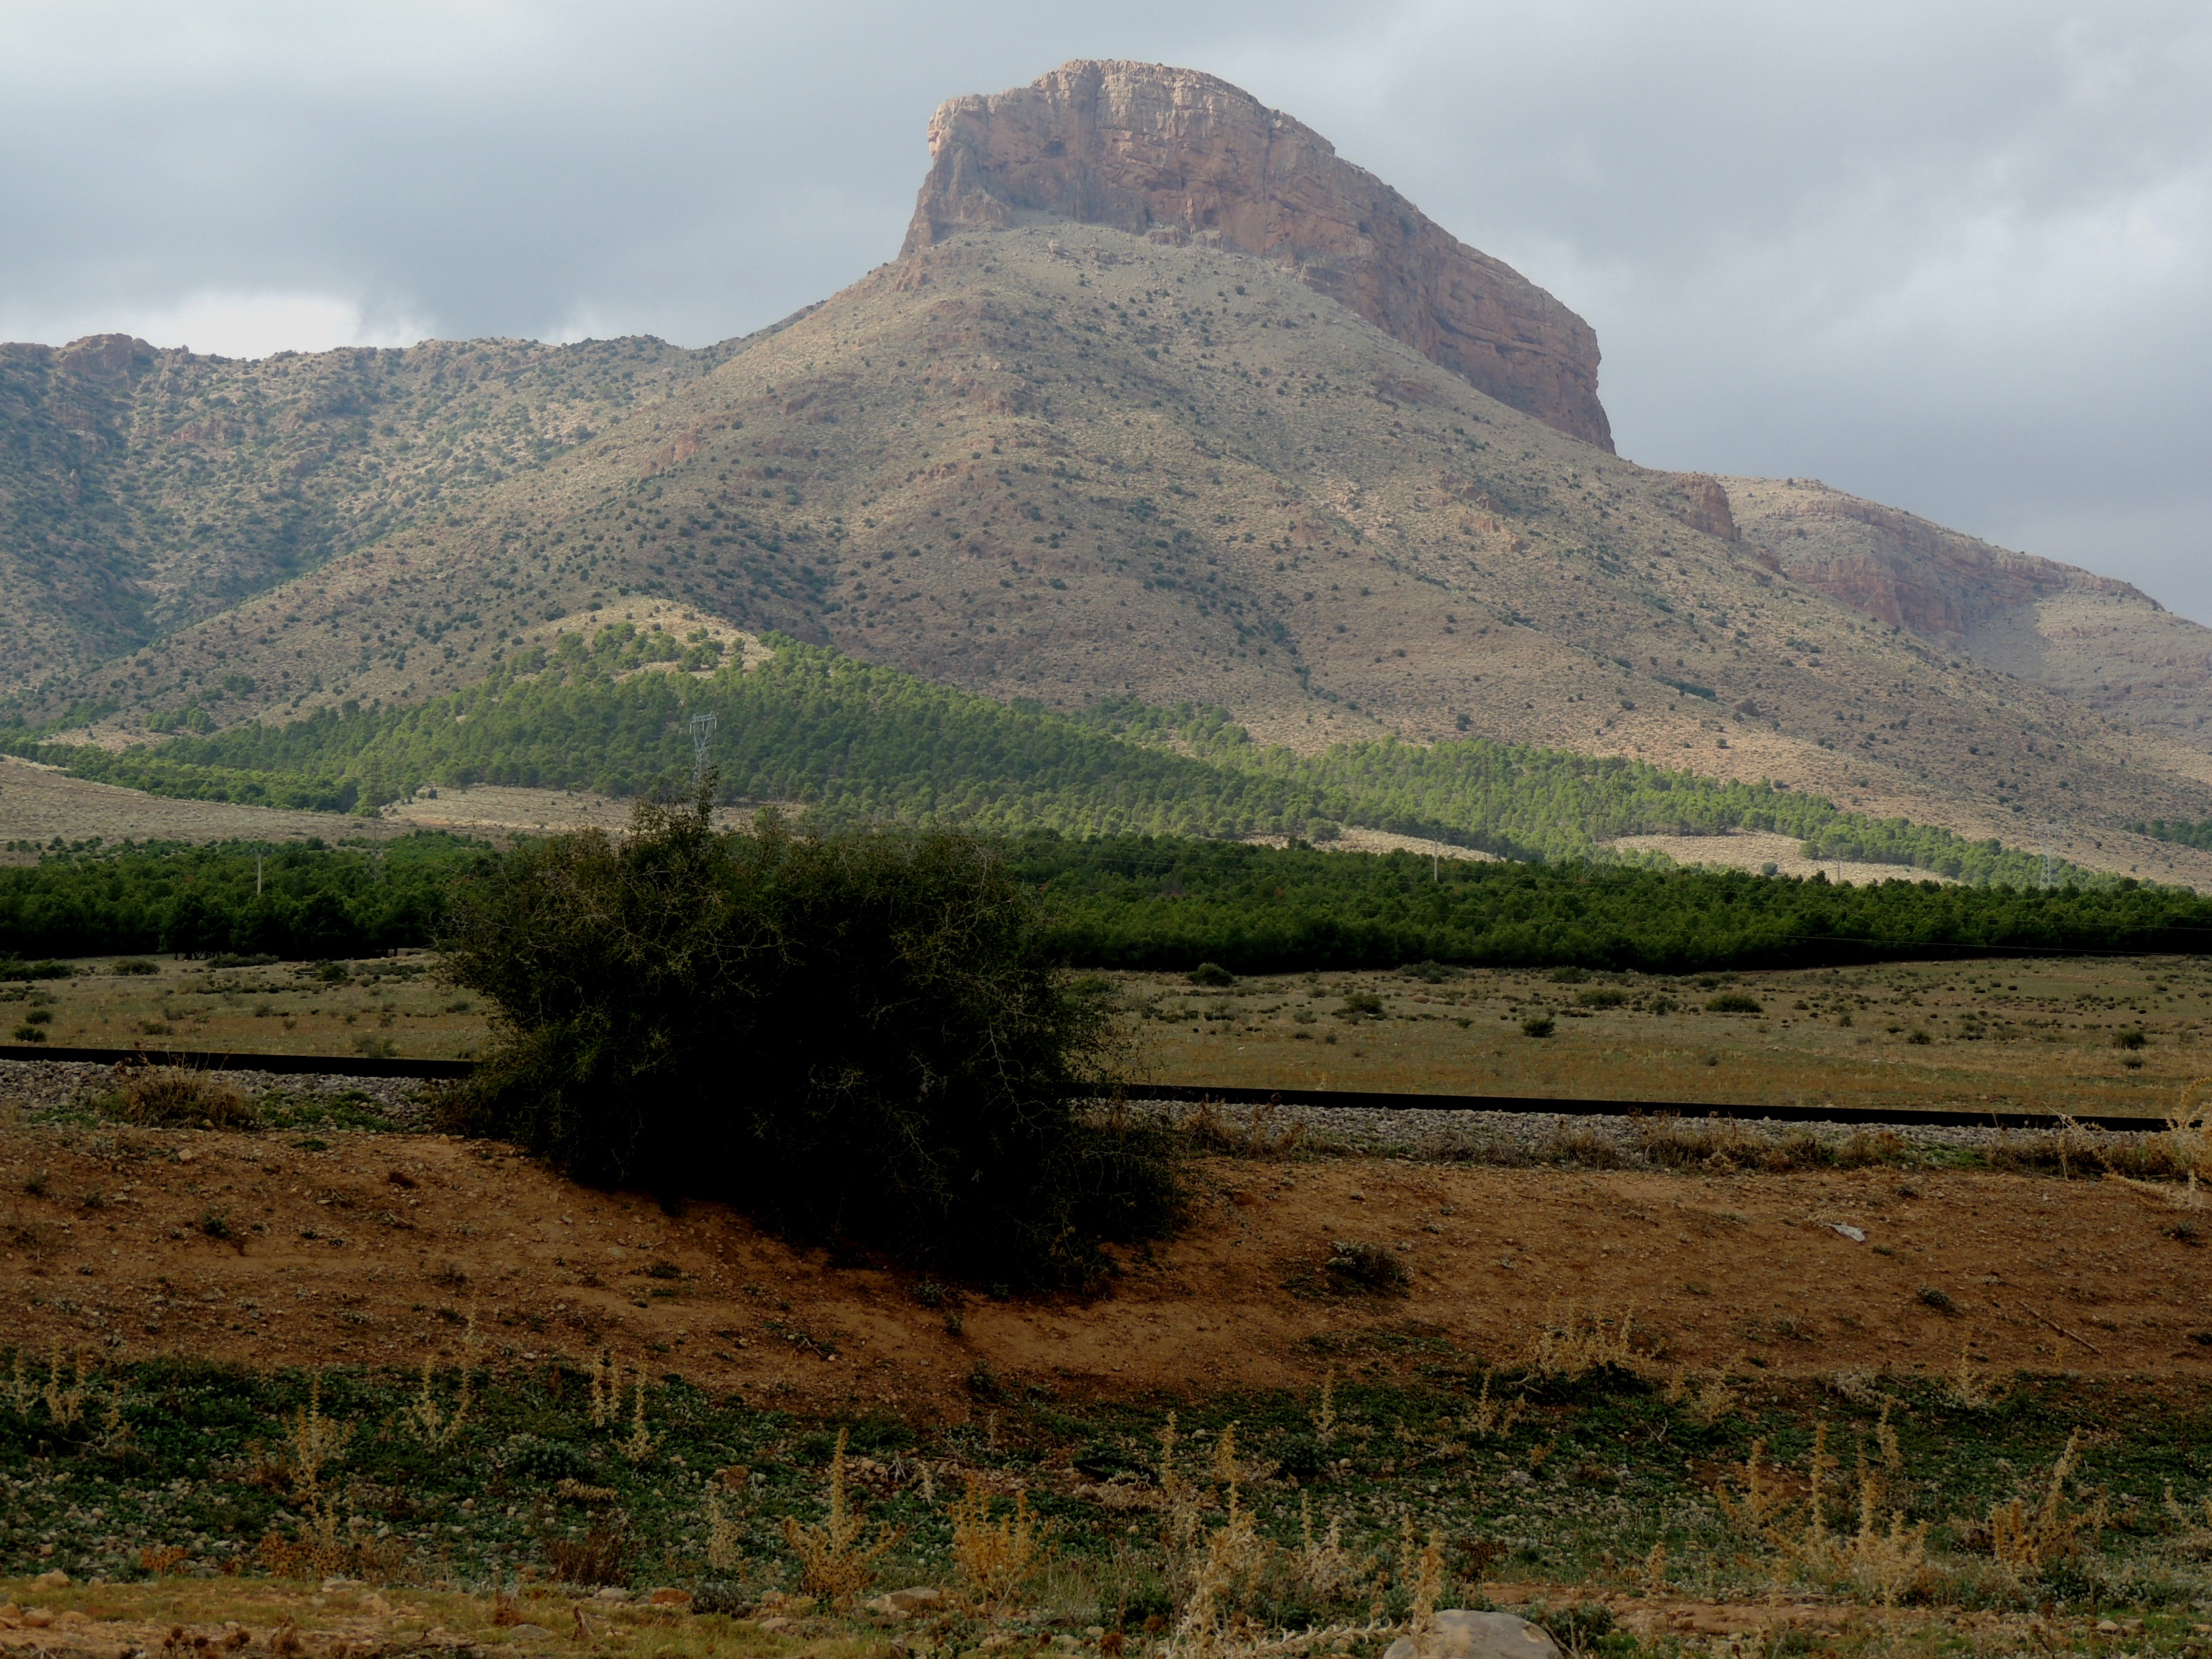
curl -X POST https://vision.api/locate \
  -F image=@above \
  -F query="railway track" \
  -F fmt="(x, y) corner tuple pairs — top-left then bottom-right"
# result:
(0, 1044), (2175, 1133)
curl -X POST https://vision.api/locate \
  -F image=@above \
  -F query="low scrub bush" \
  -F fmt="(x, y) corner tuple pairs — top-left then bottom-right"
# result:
(441, 790), (1180, 1284)
(117, 1067), (258, 1130)
(1324, 1240), (1410, 1295)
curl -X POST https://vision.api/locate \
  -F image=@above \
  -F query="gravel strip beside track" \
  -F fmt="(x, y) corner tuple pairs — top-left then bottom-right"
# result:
(0, 1056), (441, 1128)
(1121, 1096), (2171, 1159)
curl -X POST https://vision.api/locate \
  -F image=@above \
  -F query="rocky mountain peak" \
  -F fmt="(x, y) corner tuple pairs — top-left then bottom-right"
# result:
(902, 59), (1614, 451)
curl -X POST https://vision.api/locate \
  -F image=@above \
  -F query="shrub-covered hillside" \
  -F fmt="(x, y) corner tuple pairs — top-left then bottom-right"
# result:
(5, 634), (2074, 886)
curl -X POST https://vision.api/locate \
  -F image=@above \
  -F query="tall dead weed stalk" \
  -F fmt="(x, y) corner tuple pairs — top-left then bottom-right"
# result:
(783, 1427), (903, 1603)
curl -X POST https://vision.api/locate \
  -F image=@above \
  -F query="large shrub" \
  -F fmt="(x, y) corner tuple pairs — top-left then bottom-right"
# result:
(439, 790), (1176, 1283)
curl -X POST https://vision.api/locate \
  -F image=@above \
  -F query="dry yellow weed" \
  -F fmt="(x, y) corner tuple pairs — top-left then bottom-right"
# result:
(781, 1427), (903, 1603)
(949, 1475), (1040, 1605)
(1523, 1301), (1635, 1378)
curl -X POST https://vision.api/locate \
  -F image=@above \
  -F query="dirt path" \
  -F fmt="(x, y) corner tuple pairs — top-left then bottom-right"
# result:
(3, 1130), (2206, 1412)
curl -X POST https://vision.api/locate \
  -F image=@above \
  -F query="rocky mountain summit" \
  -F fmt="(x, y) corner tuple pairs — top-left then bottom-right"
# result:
(904, 60), (1612, 451)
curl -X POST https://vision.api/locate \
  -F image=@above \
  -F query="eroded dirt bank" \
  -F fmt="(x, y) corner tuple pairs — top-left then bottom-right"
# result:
(5, 1129), (2207, 1408)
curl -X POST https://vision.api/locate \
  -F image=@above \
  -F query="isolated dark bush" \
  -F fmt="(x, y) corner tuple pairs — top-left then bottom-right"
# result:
(1185, 961), (1235, 987)
(0, 958), (73, 981)
(1705, 991), (1763, 1013)
(1521, 1014), (1556, 1038)
(440, 789), (1179, 1284)
(1325, 1240), (1410, 1296)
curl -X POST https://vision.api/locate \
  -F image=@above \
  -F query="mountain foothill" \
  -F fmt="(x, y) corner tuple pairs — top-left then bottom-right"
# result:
(5, 60), (2208, 884)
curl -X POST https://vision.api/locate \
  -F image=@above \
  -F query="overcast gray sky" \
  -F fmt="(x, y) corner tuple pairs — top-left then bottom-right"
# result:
(5, 1), (2207, 621)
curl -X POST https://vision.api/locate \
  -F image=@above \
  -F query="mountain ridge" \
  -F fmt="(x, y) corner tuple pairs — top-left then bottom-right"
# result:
(4, 60), (2210, 888)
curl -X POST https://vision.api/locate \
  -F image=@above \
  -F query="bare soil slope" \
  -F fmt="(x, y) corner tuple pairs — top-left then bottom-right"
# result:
(3, 1129), (2205, 1417)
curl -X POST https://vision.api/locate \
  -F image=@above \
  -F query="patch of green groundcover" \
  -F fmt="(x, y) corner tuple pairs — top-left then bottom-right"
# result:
(3, 830), (2205, 975)
(1, 1353), (2206, 1620)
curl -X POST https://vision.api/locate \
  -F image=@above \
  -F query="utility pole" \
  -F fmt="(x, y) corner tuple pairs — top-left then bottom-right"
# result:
(690, 712), (718, 784)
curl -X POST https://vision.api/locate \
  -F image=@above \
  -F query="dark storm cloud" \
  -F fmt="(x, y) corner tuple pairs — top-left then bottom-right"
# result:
(3, 1), (2205, 618)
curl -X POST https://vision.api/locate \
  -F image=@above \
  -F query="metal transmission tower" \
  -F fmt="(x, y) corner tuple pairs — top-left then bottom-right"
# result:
(689, 713), (718, 784)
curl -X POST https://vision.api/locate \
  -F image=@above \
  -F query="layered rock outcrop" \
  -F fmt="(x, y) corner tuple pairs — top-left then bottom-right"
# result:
(902, 60), (1614, 451)
(1727, 478), (2096, 642)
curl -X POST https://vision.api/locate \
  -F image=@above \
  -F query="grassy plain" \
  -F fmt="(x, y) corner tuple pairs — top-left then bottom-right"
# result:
(1112, 956), (2212, 1118)
(1, 951), (488, 1061)
(8, 952), (2211, 1113)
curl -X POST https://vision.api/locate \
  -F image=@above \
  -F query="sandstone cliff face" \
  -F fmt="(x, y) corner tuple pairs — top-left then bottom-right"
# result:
(1727, 478), (2092, 642)
(902, 60), (1614, 451)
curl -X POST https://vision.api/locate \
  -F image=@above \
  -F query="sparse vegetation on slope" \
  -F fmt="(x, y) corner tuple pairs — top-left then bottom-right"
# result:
(0, 333), (732, 696)
(16, 227), (2209, 857)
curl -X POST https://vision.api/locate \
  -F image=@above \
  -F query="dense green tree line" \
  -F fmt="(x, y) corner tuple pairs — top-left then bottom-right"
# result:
(2131, 817), (2212, 852)
(0, 834), (485, 959)
(1004, 836), (2207, 974)
(0, 829), (2195, 974)
(3, 632), (2077, 886)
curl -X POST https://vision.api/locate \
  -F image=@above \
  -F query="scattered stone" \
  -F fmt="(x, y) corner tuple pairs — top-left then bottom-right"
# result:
(646, 1589), (693, 1609)
(865, 1588), (945, 1618)
(592, 1589), (632, 1603)
(1383, 1611), (1563, 1659)
(31, 1572), (70, 1591)
(506, 1625), (554, 1641)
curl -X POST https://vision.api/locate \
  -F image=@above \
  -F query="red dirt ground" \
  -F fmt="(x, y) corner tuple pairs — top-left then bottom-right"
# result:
(3, 1129), (2207, 1410)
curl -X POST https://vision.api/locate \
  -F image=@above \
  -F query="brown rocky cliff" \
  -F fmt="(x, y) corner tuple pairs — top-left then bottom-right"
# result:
(1729, 478), (2097, 641)
(902, 60), (1614, 451)
(1679, 474), (1738, 541)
